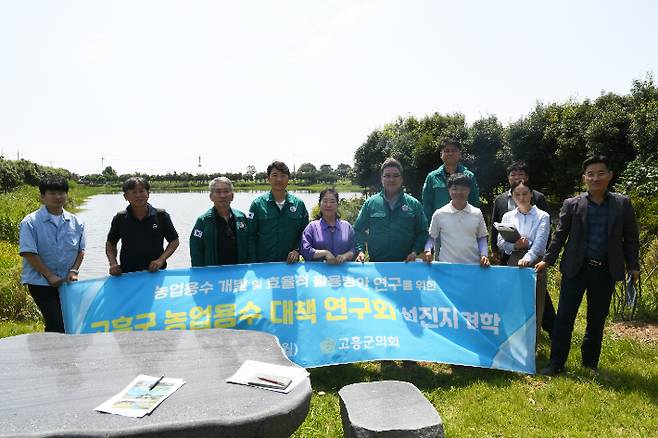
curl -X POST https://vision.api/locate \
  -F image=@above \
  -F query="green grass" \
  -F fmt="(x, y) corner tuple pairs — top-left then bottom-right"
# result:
(292, 318), (658, 437)
(0, 320), (43, 338)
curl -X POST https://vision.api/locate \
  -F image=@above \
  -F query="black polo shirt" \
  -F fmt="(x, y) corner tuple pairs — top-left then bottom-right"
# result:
(107, 204), (179, 273)
(215, 210), (238, 265)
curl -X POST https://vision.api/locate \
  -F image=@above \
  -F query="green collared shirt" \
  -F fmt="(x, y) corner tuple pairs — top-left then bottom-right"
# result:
(248, 191), (309, 262)
(189, 207), (250, 266)
(422, 164), (480, 221)
(354, 190), (428, 262)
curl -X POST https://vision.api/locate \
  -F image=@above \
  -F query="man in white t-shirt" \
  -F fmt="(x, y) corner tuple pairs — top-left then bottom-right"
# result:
(422, 173), (490, 267)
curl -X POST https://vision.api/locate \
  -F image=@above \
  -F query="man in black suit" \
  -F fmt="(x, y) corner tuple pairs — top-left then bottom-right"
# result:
(491, 162), (555, 335)
(536, 155), (640, 375)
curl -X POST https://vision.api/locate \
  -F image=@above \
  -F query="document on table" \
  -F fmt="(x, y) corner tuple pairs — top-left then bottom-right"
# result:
(227, 360), (309, 393)
(94, 374), (185, 418)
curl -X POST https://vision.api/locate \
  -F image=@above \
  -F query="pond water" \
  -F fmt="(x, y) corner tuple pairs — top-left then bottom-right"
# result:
(74, 191), (362, 280)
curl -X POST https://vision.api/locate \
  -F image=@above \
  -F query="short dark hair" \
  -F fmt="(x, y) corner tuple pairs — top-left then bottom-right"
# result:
(122, 176), (150, 193)
(267, 161), (290, 176)
(441, 138), (461, 151)
(447, 173), (472, 189)
(39, 175), (69, 194)
(582, 155), (610, 173)
(510, 179), (533, 197)
(507, 161), (529, 175)
(380, 157), (403, 175)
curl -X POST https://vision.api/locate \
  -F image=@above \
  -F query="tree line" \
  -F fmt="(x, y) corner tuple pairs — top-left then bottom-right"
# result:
(77, 163), (354, 187)
(352, 76), (658, 208)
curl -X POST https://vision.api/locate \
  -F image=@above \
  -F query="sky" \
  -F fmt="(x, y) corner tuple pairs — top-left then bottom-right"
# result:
(1, 0), (657, 176)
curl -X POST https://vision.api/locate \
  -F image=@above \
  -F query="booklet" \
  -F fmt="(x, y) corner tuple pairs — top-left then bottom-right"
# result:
(94, 374), (185, 418)
(493, 222), (522, 243)
(227, 360), (309, 394)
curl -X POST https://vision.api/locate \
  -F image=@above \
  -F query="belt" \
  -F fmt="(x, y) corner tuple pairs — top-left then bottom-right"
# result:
(587, 259), (606, 267)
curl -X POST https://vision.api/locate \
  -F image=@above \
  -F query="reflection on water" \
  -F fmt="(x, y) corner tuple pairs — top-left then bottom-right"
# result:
(74, 191), (362, 280)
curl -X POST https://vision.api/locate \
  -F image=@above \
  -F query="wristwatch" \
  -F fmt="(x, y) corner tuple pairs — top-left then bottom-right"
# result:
(69, 269), (79, 274)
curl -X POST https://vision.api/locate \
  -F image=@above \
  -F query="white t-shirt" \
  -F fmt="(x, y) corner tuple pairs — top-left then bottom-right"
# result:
(49, 213), (62, 227)
(428, 202), (488, 264)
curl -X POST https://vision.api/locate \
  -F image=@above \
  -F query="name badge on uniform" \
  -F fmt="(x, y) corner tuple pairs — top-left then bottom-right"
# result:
(401, 204), (409, 212)
(238, 221), (245, 229)
(193, 229), (203, 237)
(289, 206), (297, 213)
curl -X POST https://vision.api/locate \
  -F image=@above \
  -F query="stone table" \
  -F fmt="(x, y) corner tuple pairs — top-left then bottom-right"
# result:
(0, 329), (311, 437)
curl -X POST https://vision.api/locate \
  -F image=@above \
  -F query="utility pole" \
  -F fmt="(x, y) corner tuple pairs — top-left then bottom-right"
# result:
(101, 156), (104, 170)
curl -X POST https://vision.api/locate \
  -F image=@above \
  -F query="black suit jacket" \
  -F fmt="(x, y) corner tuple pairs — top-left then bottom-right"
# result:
(491, 189), (550, 255)
(543, 192), (639, 280)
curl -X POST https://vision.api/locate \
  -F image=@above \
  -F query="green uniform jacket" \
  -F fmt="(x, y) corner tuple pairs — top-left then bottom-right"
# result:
(353, 191), (428, 262)
(248, 191), (309, 262)
(422, 163), (480, 221)
(189, 207), (250, 266)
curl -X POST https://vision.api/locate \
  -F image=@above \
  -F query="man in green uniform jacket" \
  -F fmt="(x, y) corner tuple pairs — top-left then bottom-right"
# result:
(190, 177), (250, 266)
(248, 161), (309, 263)
(422, 138), (479, 221)
(354, 158), (428, 262)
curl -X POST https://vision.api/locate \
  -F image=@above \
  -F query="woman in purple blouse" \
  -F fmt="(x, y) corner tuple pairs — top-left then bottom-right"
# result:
(300, 188), (355, 263)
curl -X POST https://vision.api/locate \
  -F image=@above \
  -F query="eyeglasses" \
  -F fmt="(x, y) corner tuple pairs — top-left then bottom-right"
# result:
(382, 174), (402, 179)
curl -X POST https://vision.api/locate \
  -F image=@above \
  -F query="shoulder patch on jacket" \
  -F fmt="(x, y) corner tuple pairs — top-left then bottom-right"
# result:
(193, 229), (203, 238)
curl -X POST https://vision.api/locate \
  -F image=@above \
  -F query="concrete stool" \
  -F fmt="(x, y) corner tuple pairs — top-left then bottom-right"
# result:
(338, 380), (444, 437)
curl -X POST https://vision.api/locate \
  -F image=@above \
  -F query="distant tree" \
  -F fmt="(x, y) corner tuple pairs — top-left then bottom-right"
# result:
(245, 165), (257, 181)
(101, 166), (118, 182)
(467, 115), (507, 204)
(297, 163), (319, 185)
(630, 74), (658, 162)
(0, 159), (21, 192)
(336, 163), (352, 179)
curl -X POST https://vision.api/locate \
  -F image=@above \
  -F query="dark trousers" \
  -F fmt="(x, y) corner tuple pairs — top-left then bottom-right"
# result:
(549, 264), (615, 368)
(542, 292), (556, 335)
(27, 284), (65, 333)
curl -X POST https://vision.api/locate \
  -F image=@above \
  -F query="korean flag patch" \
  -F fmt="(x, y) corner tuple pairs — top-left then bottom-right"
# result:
(247, 212), (254, 219)
(193, 229), (203, 238)
(289, 206), (297, 213)
(401, 204), (409, 212)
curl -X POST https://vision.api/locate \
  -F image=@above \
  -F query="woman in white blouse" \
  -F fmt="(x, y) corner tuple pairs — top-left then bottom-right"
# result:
(497, 180), (551, 336)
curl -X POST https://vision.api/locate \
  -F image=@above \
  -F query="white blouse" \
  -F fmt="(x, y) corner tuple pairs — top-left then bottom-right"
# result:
(497, 205), (551, 263)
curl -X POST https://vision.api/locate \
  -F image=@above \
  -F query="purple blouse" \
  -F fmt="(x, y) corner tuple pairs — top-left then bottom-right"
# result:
(300, 217), (356, 261)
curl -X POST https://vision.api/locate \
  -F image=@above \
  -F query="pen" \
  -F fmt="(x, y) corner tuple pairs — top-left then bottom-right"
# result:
(257, 376), (284, 386)
(148, 375), (164, 391)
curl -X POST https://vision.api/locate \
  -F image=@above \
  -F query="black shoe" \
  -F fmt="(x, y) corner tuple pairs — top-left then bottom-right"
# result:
(582, 364), (599, 373)
(539, 365), (565, 376)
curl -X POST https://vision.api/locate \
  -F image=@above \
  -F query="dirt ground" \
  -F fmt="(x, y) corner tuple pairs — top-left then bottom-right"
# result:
(609, 321), (658, 344)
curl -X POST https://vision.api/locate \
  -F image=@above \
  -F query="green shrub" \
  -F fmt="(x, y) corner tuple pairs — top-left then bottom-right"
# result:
(0, 241), (40, 321)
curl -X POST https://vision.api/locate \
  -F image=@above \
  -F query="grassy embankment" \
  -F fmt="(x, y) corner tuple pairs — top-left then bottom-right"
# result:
(1, 185), (657, 437)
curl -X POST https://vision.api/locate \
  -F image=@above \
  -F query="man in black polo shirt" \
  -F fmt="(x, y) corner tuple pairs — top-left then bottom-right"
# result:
(106, 177), (180, 275)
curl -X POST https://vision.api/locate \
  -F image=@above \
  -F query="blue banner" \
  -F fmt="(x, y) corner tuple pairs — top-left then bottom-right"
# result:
(60, 262), (537, 373)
